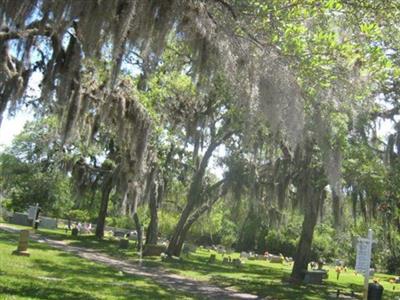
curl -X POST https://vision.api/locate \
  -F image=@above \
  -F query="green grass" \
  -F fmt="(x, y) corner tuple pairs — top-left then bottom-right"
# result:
(2, 223), (400, 299)
(0, 230), (196, 300)
(147, 250), (400, 300)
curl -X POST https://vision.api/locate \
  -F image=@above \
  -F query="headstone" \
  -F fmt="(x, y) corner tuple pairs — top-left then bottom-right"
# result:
(161, 253), (168, 261)
(113, 230), (126, 238)
(119, 239), (129, 249)
(12, 230), (30, 256)
(232, 258), (242, 267)
(142, 244), (167, 256)
(269, 254), (284, 263)
(71, 227), (79, 237)
(303, 270), (328, 284)
(216, 245), (226, 254)
(9, 213), (30, 226)
(182, 243), (197, 256)
(208, 254), (216, 263)
(40, 217), (58, 229)
(368, 282), (383, 300)
(284, 256), (293, 263)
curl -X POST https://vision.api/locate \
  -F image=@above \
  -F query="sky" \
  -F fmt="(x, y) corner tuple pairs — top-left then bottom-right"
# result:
(0, 72), (41, 151)
(0, 107), (34, 151)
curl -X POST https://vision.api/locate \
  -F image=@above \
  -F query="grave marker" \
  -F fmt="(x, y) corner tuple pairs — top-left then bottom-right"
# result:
(12, 230), (30, 256)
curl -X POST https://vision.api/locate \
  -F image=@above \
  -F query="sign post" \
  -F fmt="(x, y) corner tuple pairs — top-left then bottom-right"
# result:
(355, 229), (373, 300)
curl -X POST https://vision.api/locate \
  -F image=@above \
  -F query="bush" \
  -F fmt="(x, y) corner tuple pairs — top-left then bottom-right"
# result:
(265, 231), (297, 257)
(67, 209), (89, 222)
(159, 211), (180, 239)
(106, 216), (136, 229)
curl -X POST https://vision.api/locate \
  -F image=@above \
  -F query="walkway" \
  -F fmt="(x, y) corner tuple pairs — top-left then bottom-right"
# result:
(0, 224), (262, 300)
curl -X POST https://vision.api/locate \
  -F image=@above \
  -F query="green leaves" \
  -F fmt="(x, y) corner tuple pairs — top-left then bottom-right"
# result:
(325, 0), (343, 10)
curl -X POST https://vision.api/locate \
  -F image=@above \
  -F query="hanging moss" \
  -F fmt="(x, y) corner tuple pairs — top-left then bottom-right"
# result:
(0, 0), (365, 205)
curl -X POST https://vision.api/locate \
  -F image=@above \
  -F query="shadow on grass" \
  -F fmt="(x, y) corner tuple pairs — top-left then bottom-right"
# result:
(37, 229), (139, 259)
(0, 230), (195, 300)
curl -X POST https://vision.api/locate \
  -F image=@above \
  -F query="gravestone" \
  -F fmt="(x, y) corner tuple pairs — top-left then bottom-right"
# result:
(71, 227), (79, 237)
(113, 230), (126, 238)
(12, 230), (30, 256)
(143, 244), (167, 256)
(208, 254), (216, 263)
(40, 217), (58, 229)
(303, 270), (328, 284)
(269, 254), (284, 263)
(119, 239), (129, 249)
(233, 258), (242, 267)
(9, 213), (30, 226)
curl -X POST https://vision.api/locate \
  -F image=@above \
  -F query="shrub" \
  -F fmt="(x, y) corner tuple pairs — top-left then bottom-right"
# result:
(265, 231), (297, 257)
(106, 216), (136, 229)
(67, 209), (89, 222)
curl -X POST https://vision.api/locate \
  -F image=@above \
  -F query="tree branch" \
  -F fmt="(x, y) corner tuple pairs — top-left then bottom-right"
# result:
(0, 26), (52, 42)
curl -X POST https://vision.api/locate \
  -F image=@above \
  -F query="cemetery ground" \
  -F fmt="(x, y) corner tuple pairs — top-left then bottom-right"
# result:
(0, 230), (196, 300)
(0, 223), (399, 299)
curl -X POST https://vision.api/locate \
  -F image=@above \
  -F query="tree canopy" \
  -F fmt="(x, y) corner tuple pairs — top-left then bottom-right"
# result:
(1, 0), (400, 282)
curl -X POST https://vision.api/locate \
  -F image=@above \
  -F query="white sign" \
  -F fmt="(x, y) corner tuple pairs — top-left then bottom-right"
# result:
(355, 230), (373, 275)
(27, 204), (39, 220)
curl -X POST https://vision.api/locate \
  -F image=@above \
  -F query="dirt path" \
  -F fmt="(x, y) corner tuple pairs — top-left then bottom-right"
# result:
(0, 224), (262, 300)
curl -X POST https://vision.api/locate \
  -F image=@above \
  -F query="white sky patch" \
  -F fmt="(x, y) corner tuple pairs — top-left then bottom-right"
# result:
(377, 117), (397, 138)
(209, 144), (226, 179)
(0, 72), (42, 150)
(0, 107), (34, 150)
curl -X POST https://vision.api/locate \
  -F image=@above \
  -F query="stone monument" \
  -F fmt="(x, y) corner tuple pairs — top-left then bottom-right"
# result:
(12, 230), (30, 256)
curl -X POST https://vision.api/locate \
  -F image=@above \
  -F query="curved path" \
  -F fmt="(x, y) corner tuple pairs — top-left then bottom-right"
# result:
(0, 224), (263, 300)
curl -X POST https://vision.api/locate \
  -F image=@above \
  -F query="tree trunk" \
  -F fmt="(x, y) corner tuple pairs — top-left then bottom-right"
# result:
(176, 190), (225, 251)
(166, 146), (215, 256)
(290, 142), (326, 282)
(166, 130), (232, 257)
(166, 201), (195, 256)
(167, 180), (226, 256)
(95, 175), (113, 239)
(290, 191), (321, 282)
(120, 191), (128, 216)
(332, 190), (341, 229)
(133, 212), (143, 251)
(145, 181), (161, 245)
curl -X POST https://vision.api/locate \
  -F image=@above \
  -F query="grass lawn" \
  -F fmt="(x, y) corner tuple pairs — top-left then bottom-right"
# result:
(2, 223), (400, 299)
(150, 250), (400, 300)
(0, 230), (196, 300)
